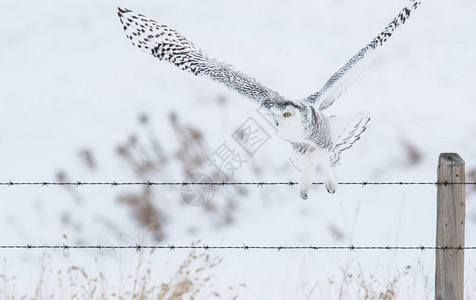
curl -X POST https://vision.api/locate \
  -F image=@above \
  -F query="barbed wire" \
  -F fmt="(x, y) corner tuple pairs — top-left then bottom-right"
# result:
(0, 181), (474, 187)
(0, 244), (474, 251)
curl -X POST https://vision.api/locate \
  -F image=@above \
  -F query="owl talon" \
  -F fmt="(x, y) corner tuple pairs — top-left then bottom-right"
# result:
(298, 168), (312, 200)
(324, 181), (337, 194)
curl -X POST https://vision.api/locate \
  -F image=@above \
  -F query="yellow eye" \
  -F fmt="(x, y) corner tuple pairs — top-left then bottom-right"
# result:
(283, 112), (291, 117)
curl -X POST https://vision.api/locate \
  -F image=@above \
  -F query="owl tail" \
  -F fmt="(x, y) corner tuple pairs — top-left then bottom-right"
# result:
(329, 114), (371, 166)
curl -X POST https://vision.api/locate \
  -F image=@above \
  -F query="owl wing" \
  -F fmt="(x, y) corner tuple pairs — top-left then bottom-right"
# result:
(304, 0), (421, 111)
(117, 7), (282, 104)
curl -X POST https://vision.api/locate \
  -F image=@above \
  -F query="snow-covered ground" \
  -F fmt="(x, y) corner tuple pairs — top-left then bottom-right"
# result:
(1, 0), (475, 298)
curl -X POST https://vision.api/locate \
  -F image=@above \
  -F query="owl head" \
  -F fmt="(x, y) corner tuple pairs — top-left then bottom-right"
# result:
(262, 100), (310, 142)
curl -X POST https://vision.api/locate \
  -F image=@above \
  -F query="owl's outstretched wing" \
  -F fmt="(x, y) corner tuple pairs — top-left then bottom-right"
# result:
(304, 0), (421, 111)
(117, 7), (282, 104)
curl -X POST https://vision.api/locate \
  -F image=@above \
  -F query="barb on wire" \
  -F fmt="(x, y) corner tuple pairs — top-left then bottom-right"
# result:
(0, 244), (475, 251)
(1, 181), (475, 187)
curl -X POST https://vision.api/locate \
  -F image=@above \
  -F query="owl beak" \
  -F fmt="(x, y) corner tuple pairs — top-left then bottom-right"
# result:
(275, 120), (279, 127)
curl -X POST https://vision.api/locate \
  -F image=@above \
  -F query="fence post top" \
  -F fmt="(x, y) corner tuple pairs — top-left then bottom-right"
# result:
(439, 153), (464, 165)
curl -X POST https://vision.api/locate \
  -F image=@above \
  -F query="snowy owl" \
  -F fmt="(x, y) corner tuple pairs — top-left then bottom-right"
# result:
(117, 1), (420, 199)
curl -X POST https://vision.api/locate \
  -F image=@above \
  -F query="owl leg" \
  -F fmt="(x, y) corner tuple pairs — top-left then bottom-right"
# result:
(324, 169), (337, 194)
(315, 151), (337, 194)
(291, 150), (317, 200)
(299, 164), (314, 199)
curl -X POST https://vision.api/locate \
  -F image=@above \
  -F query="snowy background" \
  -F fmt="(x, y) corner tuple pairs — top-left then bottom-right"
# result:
(1, 0), (475, 298)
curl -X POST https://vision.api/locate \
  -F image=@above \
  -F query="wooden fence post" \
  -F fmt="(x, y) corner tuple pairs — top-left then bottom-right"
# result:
(435, 153), (465, 300)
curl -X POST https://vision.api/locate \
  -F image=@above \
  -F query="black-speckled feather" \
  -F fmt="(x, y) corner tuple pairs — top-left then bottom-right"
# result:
(305, 0), (421, 111)
(117, 7), (283, 104)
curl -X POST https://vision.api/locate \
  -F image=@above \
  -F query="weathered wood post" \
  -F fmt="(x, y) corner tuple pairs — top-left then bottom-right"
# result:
(435, 153), (465, 300)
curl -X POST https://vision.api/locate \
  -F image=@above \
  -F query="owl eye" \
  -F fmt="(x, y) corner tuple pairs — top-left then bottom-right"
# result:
(283, 112), (291, 117)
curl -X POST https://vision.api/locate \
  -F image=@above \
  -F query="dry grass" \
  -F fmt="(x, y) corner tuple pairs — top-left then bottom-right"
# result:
(56, 112), (247, 242)
(114, 112), (243, 232)
(337, 267), (410, 299)
(156, 250), (224, 299)
(0, 243), (238, 300)
(400, 138), (423, 166)
(2, 250), (433, 300)
(118, 188), (166, 242)
(291, 260), (432, 300)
